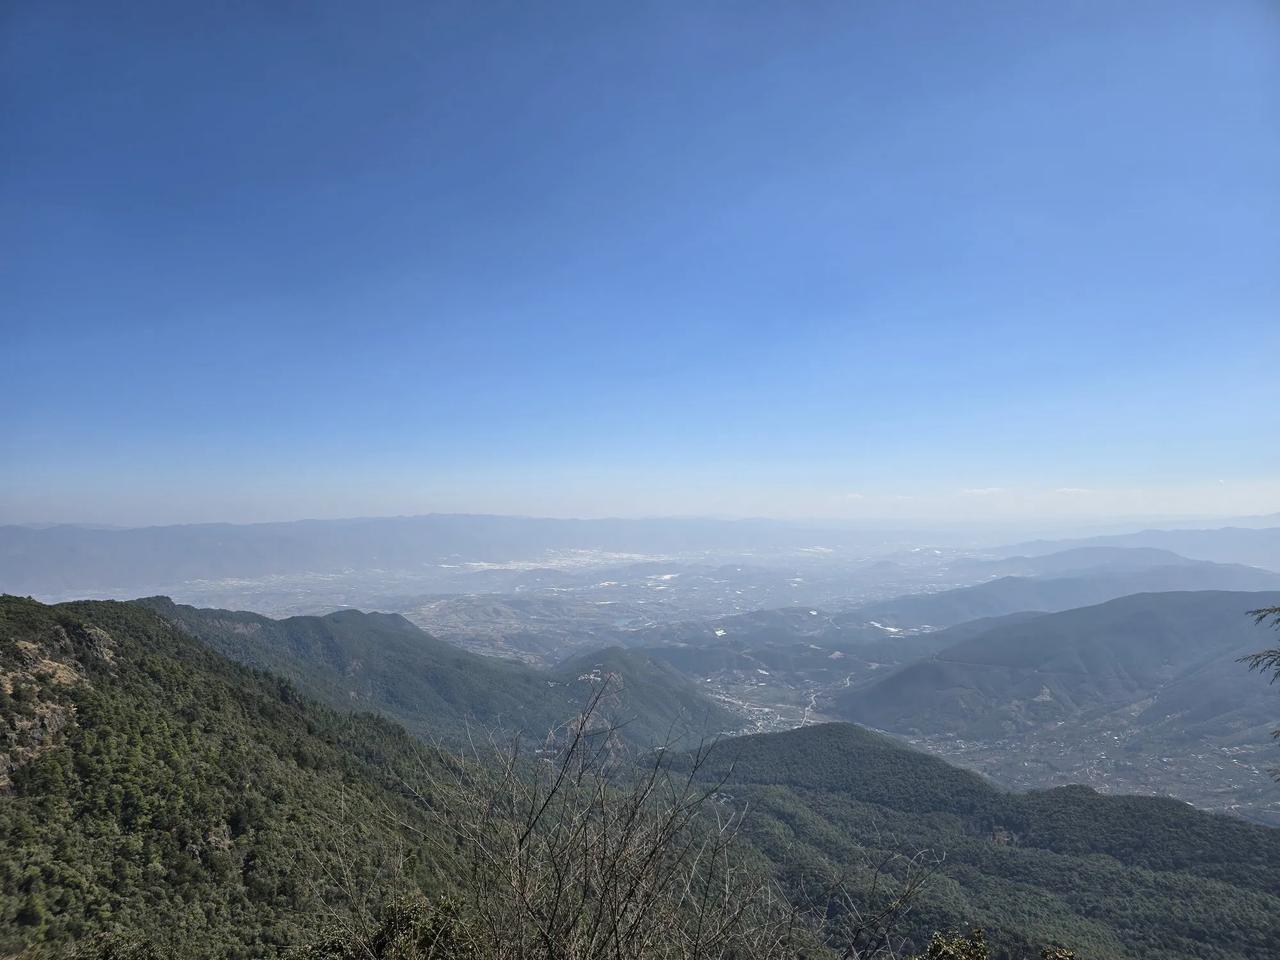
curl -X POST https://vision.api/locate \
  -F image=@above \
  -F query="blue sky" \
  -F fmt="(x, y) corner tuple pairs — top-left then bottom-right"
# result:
(4, 0), (1279, 524)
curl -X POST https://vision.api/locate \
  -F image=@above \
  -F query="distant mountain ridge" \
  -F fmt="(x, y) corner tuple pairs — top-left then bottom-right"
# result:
(0, 515), (868, 595)
(1004, 525), (1280, 572)
(834, 590), (1280, 821)
(135, 597), (738, 748)
(839, 590), (1280, 737)
(851, 562), (1280, 629)
(951, 546), (1206, 578)
(611, 545), (1280, 643)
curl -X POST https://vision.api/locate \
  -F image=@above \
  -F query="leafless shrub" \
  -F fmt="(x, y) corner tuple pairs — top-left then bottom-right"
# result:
(370, 679), (938, 960)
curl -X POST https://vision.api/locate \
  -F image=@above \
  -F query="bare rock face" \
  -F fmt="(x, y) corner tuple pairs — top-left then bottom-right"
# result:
(82, 624), (118, 664)
(205, 822), (234, 851)
(0, 623), (110, 790)
(0, 695), (78, 791)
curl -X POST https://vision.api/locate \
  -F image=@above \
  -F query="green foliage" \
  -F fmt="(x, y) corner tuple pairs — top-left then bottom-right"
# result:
(1241, 604), (1280, 778)
(0, 596), (447, 959)
(1239, 606), (1280, 681)
(1248, 606), (1280, 628)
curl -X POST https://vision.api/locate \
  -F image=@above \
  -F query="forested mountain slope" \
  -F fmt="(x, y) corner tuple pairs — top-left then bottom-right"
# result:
(553, 645), (740, 741)
(6, 596), (1280, 960)
(0, 595), (447, 958)
(136, 597), (735, 748)
(692, 723), (1280, 960)
(838, 590), (1280, 737)
(833, 591), (1280, 822)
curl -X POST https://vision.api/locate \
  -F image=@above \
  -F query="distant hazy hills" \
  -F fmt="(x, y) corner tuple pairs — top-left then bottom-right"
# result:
(135, 597), (738, 747)
(1004, 526), (1280, 572)
(853, 558), (1280, 629)
(609, 549), (1280, 644)
(0, 515), (863, 595)
(838, 590), (1280, 739)
(951, 546), (1206, 577)
(10, 514), (1280, 600)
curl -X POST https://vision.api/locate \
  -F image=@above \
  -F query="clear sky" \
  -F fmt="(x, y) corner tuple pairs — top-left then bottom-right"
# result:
(4, 1), (1279, 525)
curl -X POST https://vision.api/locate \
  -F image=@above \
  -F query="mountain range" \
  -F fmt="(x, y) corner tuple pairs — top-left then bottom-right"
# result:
(852, 561), (1280, 629)
(836, 590), (1280, 822)
(1004, 526), (1280, 573)
(950, 546), (1211, 577)
(0, 515), (872, 596)
(5, 594), (1280, 958)
(135, 597), (737, 748)
(839, 590), (1280, 738)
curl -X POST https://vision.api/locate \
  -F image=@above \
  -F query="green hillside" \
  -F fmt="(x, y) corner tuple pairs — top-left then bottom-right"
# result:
(694, 723), (1280, 960)
(551, 645), (741, 742)
(838, 590), (1280, 737)
(136, 597), (733, 748)
(0, 595), (448, 959)
(5, 595), (1280, 959)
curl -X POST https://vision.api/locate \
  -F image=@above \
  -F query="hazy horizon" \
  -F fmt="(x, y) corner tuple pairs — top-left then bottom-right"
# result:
(5, 503), (1279, 539)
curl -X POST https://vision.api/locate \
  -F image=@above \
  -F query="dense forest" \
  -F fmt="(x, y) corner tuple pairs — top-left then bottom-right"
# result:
(0, 597), (448, 957)
(698, 724), (1280, 959)
(3, 596), (1280, 958)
